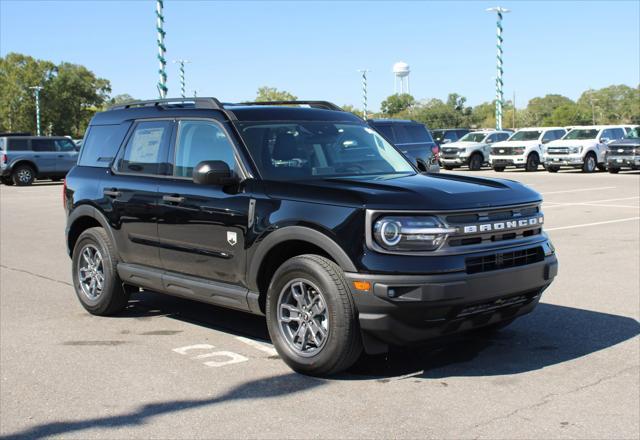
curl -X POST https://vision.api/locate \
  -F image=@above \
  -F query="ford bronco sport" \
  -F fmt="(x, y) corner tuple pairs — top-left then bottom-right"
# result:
(64, 98), (558, 376)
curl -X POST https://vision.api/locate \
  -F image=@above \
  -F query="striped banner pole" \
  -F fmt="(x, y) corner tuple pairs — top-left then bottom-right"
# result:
(156, 0), (168, 98)
(487, 7), (510, 131)
(358, 69), (370, 119)
(174, 60), (191, 98)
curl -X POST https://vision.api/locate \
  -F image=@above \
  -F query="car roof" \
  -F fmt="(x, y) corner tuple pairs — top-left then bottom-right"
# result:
(1, 135), (70, 140)
(516, 127), (565, 131)
(92, 98), (363, 125)
(367, 119), (420, 124)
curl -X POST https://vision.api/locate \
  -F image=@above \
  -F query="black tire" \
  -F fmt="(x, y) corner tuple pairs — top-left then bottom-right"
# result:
(608, 167), (620, 174)
(443, 165), (454, 171)
(71, 227), (131, 316)
(11, 164), (35, 186)
(51, 177), (62, 182)
(525, 153), (540, 172)
(492, 166), (505, 172)
(582, 153), (597, 173)
(597, 164), (607, 172)
(547, 166), (559, 173)
(468, 153), (483, 171)
(0, 176), (14, 186)
(266, 254), (362, 376)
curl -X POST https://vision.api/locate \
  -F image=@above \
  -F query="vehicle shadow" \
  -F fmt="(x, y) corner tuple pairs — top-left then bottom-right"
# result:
(0, 372), (324, 440)
(118, 291), (639, 381)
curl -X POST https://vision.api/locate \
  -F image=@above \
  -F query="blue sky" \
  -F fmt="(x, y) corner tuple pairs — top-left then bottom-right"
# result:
(1, 0), (638, 110)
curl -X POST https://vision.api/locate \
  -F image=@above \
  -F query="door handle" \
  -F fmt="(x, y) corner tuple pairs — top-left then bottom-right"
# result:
(103, 188), (121, 198)
(58, 154), (64, 158)
(162, 194), (185, 204)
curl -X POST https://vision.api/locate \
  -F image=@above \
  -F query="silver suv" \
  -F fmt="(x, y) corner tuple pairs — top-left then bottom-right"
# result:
(0, 135), (79, 185)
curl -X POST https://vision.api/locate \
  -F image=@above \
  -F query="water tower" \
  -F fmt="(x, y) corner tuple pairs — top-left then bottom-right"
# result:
(393, 61), (410, 94)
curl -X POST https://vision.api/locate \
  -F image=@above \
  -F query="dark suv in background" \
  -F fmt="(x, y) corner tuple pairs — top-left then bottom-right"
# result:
(64, 98), (558, 376)
(431, 128), (471, 146)
(0, 135), (79, 185)
(367, 119), (439, 172)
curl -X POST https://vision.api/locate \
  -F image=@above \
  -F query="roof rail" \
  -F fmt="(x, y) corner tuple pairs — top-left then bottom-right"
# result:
(238, 100), (344, 111)
(109, 97), (224, 111)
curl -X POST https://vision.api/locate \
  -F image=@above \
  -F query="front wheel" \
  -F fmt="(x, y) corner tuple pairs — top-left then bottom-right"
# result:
(266, 255), (362, 376)
(525, 153), (540, 172)
(582, 153), (597, 173)
(12, 164), (35, 186)
(468, 153), (483, 171)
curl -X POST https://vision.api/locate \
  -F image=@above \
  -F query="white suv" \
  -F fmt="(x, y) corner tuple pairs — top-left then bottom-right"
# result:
(490, 127), (567, 172)
(543, 125), (627, 173)
(440, 130), (512, 171)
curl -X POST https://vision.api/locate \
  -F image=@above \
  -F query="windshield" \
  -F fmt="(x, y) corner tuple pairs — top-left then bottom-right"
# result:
(625, 128), (639, 139)
(564, 129), (599, 140)
(458, 132), (487, 143)
(236, 122), (415, 181)
(509, 130), (542, 141)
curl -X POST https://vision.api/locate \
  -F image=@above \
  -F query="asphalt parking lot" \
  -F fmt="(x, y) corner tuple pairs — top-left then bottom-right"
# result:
(1, 169), (639, 439)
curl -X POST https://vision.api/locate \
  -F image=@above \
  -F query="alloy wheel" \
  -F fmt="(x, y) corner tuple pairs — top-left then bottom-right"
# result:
(77, 244), (105, 300)
(277, 279), (330, 357)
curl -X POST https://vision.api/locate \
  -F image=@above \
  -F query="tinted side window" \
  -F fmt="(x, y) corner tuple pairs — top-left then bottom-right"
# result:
(55, 139), (76, 152)
(7, 138), (30, 151)
(497, 133), (510, 141)
(392, 125), (413, 144)
(600, 129), (612, 141)
(612, 128), (625, 140)
(486, 134), (498, 143)
(373, 124), (394, 142)
(31, 139), (56, 152)
(443, 131), (458, 142)
(406, 124), (432, 143)
(173, 120), (237, 178)
(78, 123), (132, 168)
(555, 130), (566, 140)
(116, 120), (173, 175)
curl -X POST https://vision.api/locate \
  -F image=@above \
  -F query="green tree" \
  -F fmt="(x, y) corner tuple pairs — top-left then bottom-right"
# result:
(577, 85), (640, 124)
(107, 93), (135, 107)
(0, 53), (55, 133)
(255, 86), (297, 102)
(543, 103), (591, 126)
(525, 94), (574, 126)
(380, 93), (415, 115)
(341, 104), (364, 118)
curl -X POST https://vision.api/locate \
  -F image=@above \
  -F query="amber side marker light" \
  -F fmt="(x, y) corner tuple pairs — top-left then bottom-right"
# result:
(352, 281), (371, 292)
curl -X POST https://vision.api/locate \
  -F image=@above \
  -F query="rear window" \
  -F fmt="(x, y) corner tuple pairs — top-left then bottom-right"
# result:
(372, 124), (395, 142)
(7, 138), (30, 151)
(31, 139), (56, 152)
(405, 124), (433, 143)
(78, 123), (132, 168)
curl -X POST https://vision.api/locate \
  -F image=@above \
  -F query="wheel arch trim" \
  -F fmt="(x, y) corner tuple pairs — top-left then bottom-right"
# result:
(247, 226), (357, 291)
(66, 205), (118, 258)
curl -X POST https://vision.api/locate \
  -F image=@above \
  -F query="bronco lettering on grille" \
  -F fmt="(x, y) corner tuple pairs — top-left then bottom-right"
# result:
(461, 216), (543, 234)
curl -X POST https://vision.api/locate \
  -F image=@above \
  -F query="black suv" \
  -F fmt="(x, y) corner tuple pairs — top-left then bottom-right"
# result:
(65, 98), (558, 376)
(367, 119), (439, 172)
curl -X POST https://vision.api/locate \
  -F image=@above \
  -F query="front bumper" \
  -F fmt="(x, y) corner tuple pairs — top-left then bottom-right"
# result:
(490, 156), (526, 167)
(607, 156), (640, 168)
(440, 156), (469, 166)
(544, 155), (584, 167)
(345, 253), (557, 350)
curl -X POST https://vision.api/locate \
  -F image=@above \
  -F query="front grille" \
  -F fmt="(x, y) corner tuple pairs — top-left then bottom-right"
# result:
(441, 148), (459, 159)
(609, 146), (637, 156)
(456, 294), (530, 318)
(547, 147), (569, 155)
(491, 147), (516, 155)
(465, 246), (544, 274)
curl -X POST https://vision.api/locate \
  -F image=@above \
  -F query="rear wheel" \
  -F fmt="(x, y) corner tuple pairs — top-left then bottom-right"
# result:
(11, 164), (35, 186)
(266, 255), (362, 376)
(525, 153), (540, 172)
(582, 153), (597, 173)
(597, 164), (607, 172)
(72, 227), (132, 316)
(468, 153), (483, 171)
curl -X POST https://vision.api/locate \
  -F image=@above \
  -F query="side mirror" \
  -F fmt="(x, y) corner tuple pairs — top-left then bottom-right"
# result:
(442, 139), (452, 144)
(193, 160), (237, 186)
(600, 138), (609, 144)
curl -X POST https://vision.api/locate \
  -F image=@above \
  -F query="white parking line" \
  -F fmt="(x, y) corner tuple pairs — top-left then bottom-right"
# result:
(540, 186), (616, 195)
(546, 217), (640, 231)
(544, 196), (640, 209)
(235, 336), (278, 357)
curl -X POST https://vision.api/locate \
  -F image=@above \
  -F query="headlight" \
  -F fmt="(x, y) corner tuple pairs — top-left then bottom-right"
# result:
(513, 147), (525, 155)
(373, 216), (455, 251)
(569, 146), (583, 154)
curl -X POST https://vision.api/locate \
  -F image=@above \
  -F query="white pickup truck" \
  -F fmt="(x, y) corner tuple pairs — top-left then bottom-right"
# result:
(489, 127), (567, 172)
(440, 130), (512, 171)
(543, 126), (627, 173)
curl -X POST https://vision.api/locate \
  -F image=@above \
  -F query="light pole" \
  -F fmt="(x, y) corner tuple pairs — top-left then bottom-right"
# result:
(29, 86), (43, 136)
(357, 69), (370, 119)
(174, 60), (191, 98)
(486, 6), (510, 130)
(156, 0), (168, 98)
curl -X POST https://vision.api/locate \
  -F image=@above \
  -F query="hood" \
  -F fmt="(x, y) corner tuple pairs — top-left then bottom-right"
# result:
(447, 141), (484, 149)
(263, 173), (541, 211)
(547, 139), (598, 147)
(609, 138), (640, 147)
(493, 139), (541, 147)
